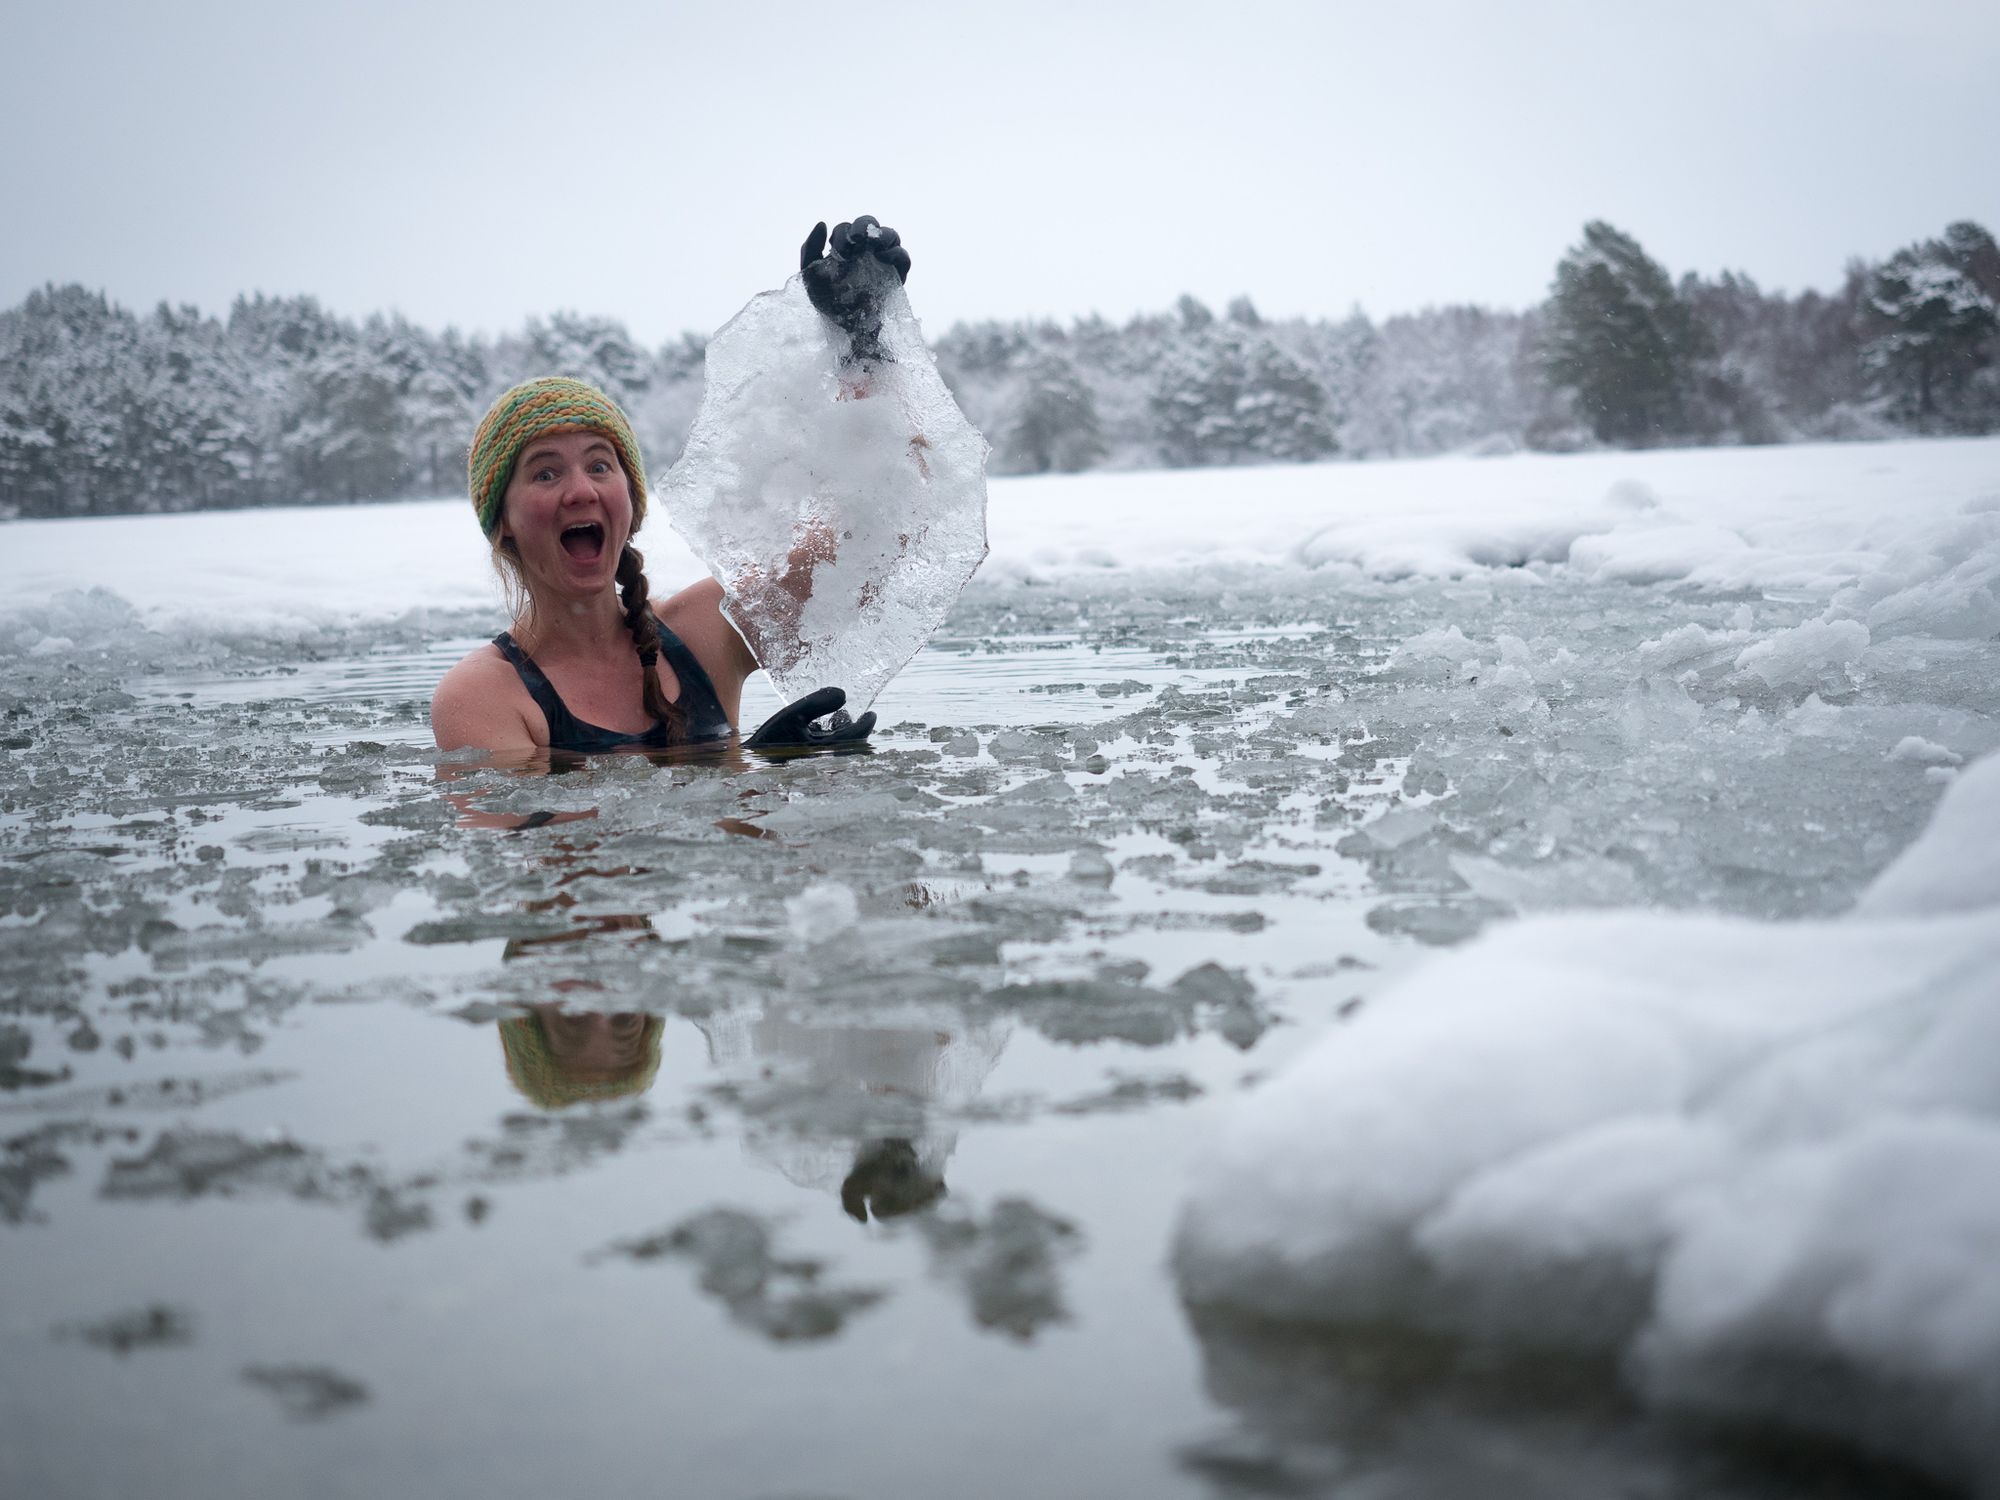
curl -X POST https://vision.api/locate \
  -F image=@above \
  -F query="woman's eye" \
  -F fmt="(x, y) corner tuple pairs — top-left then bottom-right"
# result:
(534, 467), (559, 482)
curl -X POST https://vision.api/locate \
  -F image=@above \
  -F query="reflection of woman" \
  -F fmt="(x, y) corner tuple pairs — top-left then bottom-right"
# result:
(697, 1006), (1010, 1221)
(498, 1006), (665, 1110)
(491, 992), (1008, 1221)
(431, 217), (911, 761)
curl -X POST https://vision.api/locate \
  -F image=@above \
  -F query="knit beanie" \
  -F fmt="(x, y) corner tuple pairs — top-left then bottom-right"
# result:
(497, 1013), (666, 1110)
(467, 377), (647, 537)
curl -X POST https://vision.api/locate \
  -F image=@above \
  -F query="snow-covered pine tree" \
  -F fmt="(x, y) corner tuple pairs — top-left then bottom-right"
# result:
(1150, 325), (1242, 467)
(0, 285), (147, 516)
(521, 313), (653, 409)
(1540, 222), (1708, 446)
(284, 323), (409, 502)
(132, 302), (259, 510)
(1339, 306), (1533, 456)
(1860, 222), (2000, 433)
(1003, 350), (1106, 474)
(1150, 319), (1338, 467)
(1238, 334), (1338, 462)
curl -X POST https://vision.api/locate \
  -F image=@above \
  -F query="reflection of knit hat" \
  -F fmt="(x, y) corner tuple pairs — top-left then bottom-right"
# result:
(498, 1013), (665, 1110)
(467, 377), (647, 536)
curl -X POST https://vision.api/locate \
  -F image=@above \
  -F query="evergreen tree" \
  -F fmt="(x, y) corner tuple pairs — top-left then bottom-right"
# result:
(284, 326), (409, 502)
(1859, 222), (2000, 432)
(133, 302), (258, 509)
(1150, 332), (1236, 466)
(1540, 221), (1708, 446)
(1238, 335), (1339, 460)
(1300, 310), (1379, 454)
(1176, 294), (1215, 332)
(1003, 350), (1105, 473)
(627, 332), (709, 471)
(0, 285), (147, 515)
(402, 327), (487, 494)
(1151, 324), (1338, 466)
(522, 313), (653, 408)
(1342, 306), (1532, 455)
(0, 388), (52, 519)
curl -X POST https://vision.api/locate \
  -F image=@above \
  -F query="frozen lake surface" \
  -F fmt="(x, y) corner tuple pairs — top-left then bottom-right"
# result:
(3, 439), (1998, 1498)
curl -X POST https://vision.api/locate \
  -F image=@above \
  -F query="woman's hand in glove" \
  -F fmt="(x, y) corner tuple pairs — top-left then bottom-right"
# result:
(744, 687), (877, 751)
(800, 215), (910, 365)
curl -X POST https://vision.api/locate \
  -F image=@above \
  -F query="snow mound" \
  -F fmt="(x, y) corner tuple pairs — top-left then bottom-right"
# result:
(4, 439), (1996, 678)
(1857, 751), (2000, 917)
(1174, 753), (2000, 1493)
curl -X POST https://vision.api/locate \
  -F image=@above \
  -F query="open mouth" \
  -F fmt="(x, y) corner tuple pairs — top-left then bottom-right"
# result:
(559, 522), (605, 562)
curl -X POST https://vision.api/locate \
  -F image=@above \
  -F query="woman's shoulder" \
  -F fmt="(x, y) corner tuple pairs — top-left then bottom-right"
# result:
(431, 639), (537, 752)
(655, 574), (726, 623)
(434, 637), (514, 692)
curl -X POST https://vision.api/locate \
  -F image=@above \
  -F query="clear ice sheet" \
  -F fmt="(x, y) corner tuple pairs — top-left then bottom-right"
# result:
(663, 264), (989, 715)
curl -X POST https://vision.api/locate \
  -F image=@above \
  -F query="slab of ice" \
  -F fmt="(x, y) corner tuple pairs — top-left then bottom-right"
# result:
(662, 266), (989, 715)
(1887, 734), (1963, 768)
(1732, 617), (1869, 689)
(1174, 752), (2000, 1494)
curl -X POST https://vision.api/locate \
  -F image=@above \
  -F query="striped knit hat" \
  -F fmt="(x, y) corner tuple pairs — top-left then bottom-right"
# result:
(497, 1014), (665, 1110)
(467, 377), (647, 537)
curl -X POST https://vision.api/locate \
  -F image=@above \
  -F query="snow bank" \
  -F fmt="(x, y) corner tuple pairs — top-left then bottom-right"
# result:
(3, 437), (1994, 666)
(1174, 754), (2000, 1492)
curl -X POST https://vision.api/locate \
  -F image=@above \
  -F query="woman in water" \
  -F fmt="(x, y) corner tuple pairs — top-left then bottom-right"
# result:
(430, 217), (910, 759)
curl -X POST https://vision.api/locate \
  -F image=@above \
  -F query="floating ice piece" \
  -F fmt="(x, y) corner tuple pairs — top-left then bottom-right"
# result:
(1386, 625), (1479, 671)
(1174, 751), (2000, 1494)
(785, 880), (860, 944)
(1732, 617), (1869, 689)
(663, 265), (990, 716)
(1887, 734), (1962, 768)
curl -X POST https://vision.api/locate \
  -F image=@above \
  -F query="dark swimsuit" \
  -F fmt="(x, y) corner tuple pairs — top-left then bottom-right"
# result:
(491, 619), (734, 752)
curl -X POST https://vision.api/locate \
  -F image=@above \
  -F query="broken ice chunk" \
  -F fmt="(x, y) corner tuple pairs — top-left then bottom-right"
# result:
(662, 266), (990, 716)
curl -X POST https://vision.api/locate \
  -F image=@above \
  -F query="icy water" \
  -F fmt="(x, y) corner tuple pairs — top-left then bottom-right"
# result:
(3, 559), (1994, 1499)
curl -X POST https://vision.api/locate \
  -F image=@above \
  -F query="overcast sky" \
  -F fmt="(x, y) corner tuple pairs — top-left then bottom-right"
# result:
(6, 0), (1997, 345)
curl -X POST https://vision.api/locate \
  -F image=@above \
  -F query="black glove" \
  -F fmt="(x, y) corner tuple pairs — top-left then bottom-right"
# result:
(744, 687), (877, 750)
(800, 215), (911, 366)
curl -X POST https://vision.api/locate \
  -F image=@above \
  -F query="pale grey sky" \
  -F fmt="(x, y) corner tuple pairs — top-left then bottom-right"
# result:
(5, 0), (1997, 344)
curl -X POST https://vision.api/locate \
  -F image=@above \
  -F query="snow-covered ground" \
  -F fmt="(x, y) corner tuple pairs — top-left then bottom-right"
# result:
(4, 437), (1997, 652)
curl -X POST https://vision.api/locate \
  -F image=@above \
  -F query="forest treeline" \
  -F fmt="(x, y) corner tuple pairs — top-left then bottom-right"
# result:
(3, 218), (1997, 520)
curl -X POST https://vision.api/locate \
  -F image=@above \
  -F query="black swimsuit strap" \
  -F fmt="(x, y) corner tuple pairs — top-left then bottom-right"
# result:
(650, 618), (726, 721)
(491, 619), (733, 752)
(490, 630), (566, 726)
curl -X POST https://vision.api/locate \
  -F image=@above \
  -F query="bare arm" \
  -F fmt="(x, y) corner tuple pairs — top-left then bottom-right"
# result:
(721, 519), (839, 678)
(776, 517), (839, 606)
(658, 576), (759, 726)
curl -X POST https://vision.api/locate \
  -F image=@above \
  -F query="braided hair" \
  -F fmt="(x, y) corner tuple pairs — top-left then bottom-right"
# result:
(617, 542), (687, 745)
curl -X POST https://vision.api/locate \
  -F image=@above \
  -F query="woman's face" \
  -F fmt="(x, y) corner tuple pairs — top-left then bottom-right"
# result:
(496, 429), (635, 600)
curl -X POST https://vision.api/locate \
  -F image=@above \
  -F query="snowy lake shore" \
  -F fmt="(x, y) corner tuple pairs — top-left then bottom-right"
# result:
(2, 435), (1996, 1498)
